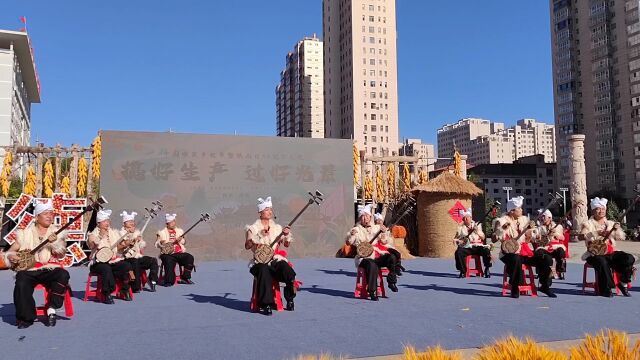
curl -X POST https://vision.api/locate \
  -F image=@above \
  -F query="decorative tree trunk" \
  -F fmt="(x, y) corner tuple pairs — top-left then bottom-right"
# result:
(568, 135), (588, 242)
(69, 145), (79, 197)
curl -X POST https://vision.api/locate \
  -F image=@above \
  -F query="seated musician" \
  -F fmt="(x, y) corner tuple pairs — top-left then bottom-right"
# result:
(493, 196), (555, 298)
(533, 209), (567, 280)
(453, 208), (491, 278)
(346, 204), (398, 301)
(580, 197), (635, 297)
(373, 212), (405, 276)
(155, 214), (195, 286)
(120, 211), (158, 292)
(4, 201), (70, 328)
(88, 209), (134, 303)
(245, 196), (296, 315)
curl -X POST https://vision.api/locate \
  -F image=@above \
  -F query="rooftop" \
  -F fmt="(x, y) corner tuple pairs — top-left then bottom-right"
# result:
(0, 30), (41, 103)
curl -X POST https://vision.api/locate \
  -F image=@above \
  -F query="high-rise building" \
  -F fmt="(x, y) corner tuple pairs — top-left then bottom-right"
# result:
(550, 0), (640, 202)
(276, 35), (324, 138)
(0, 30), (39, 160)
(437, 118), (556, 165)
(323, 0), (399, 156)
(399, 138), (436, 172)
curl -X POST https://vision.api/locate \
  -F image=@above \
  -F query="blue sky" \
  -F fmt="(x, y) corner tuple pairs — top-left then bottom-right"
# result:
(1, 1), (552, 147)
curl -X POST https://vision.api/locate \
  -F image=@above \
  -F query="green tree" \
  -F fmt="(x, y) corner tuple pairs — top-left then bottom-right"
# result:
(8, 177), (23, 198)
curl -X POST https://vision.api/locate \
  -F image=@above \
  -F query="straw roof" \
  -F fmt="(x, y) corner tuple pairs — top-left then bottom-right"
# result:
(411, 172), (482, 196)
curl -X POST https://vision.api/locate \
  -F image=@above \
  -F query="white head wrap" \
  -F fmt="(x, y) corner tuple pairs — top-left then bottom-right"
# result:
(507, 196), (524, 212)
(358, 204), (373, 218)
(590, 197), (608, 210)
(34, 200), (54, 216)
(257, 197), (272, 212)
(373, 213), (383, 221)
(165, 213), (177, 223)
(120, 211), (137, 223)
(97, 209), (112, 223)
(460, 208), (472, 218)
(537, 208), (552, 219)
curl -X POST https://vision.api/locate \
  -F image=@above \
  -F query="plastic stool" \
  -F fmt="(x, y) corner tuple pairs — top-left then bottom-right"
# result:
(355, 267), (386, 299)
(249, 278), (284, 312)
(35, 284), (74, 317)
(83, 272), (134, 302)
(465, 255), (484, 278)
(582, 263), (625, 295)
(502, 264), (537, 297)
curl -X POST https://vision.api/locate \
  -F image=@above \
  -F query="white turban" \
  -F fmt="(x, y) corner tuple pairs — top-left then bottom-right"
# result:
(34, 200), (54, 216)
(538, 209), (552, 219)
(257, 197), (272, 212)
(358, 204), (373, 217)
(97, 209), (112, 223)
(165, 213), (177, 223)
(460, 208), (472, 218)
(507, 196), (524, 212)
(120, 211), (137, 223)
(373, 213), (383, 221)
(590, 197), (608, 210)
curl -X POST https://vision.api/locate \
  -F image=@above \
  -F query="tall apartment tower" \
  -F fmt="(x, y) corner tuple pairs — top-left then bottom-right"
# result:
(276, 35), (324, 138)
(323, 0), (400, 156)
(550, 0), (640, 202)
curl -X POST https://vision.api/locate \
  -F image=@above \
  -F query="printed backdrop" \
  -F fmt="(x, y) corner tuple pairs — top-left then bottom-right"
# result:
(100, 131), (354, 260)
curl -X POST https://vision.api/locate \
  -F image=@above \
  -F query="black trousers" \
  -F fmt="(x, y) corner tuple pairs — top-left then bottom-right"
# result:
(547, 248), (566, 273)
(387, 248), (403, 270)
(90, 261), (133, 293)
(160, 252), (194, 285)
(250, 260), (297, 308)
(125, 256), (159, 291)
(14, 268), (70, 323)
(454, 246), (492, 273)
(501, 251), (553, 289)
(586, 251), (636, 295)
(359, 253), (397, 295)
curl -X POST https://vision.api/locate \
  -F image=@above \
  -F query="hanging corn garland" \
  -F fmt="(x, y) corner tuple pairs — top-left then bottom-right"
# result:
(402, 162), (411, 192)
(91, 135), (102, 179)
(24, 165), (36, 195)
(43, 159), (54, 197)
(61, 175), (71, 196)
(77, 157), (88, 197)
(453, 149), (462, 177)
(364, 171), (373, 200)
(418, 169), (428, 185)
(375, 165), (385, 201)
(353, 143), (360, 187)
(0, 151), (12, 197)
(386, 163), (396, 199)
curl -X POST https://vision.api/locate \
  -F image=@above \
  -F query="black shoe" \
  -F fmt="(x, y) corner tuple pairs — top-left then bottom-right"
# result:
(260, 306), (272, 316)
(103, 294), (115, 304)
(16, 320), (33, 329)
(149, 282), (157, 292)
(539, 287), (557, 298)
(601, 290), (613, 298)
(484, 268), (491, 278)
(286, 301), (294, 311)
(458, 272), (465, 278)
(369, 293), (379, 301)
(178, 279), (194, 285)
(618, 283), (631, 297)
(510, 290), (520, 299)
(398, 265), (406, 272)
(47, 313), (57, 327)
(388, 283), (398, 292)
(395, 269), (403, 276)
(132, 289), (141, 294)
(121, 290), (132, 301)
(558, 273), (565, 280)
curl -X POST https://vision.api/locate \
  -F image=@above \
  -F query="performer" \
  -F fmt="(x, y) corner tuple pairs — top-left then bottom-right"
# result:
(373, 212), (405, 276)
(120, 211), (158, 292)
(532, 209), (567, 280)
(4, 201), (70, 328)
(156, 214), (195, 286)
(580, 197), (635, 297)
(245, 197), (296, 315)
(493, 196), (556, 298)
(88, 209), (134, 304)
(453, 208), (492, 278)
(346, 204), (398, 301)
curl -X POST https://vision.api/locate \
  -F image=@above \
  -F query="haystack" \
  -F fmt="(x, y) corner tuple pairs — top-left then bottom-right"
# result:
(411, 172), (482, 258)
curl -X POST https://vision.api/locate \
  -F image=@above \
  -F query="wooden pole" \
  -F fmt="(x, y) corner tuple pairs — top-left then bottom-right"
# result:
(359, 150), (366, 205)
(54, 145), (62, 193)
(69, 145), (79, 197)
(86, 153), (93, 198)
(35, 153), (43, 197)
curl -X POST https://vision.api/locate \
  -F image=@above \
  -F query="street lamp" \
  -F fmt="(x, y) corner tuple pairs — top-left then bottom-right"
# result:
(503, 186), (513, 202)
(559, 187), (569, 213)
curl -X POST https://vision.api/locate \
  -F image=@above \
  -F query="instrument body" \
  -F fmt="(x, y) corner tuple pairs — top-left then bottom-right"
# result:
(457, 201), (500, 248)
(12, 196), (108, 272)
(586, 194), (640, 256)
(355, 201), (415, 259)
(123, 201), (163, 258)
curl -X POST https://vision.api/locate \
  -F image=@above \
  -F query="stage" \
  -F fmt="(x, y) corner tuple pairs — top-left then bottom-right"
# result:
(0, 258), (639, 359)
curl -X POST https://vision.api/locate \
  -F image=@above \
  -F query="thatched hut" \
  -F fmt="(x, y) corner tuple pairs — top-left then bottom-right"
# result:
(411, 172), (483, 258)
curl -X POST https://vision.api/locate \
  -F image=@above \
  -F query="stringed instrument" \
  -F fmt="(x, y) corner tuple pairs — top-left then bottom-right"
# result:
(253, 191), (324, 264)
(457, 200), (500, 248)
(123, 202), (163, 258)
(587, 193), (640, 256)
(356, 201), (415, 258)
(160, 213), (211, 255)
(12, 196), (108, 272)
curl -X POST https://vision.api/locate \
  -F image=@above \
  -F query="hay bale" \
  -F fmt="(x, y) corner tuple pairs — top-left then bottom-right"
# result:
(413, 172), (481, 258)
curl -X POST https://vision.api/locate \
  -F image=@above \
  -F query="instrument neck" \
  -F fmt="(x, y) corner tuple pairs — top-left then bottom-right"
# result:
(31, 202), (96, 255)
(269, 200), (313, 247)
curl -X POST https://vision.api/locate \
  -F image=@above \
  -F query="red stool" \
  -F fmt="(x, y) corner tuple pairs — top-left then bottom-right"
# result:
(354, 267), (386, 299)
(502, 264), (538, 297)
(140, 271), (148, 288)
(159, 264), (185, 285)
(35, 284), (74, 317)
(465, 255), (484, 278)
(83, 272), (134, 302)
(582, 263), (629, 295)
(249, 279), (284, 312)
